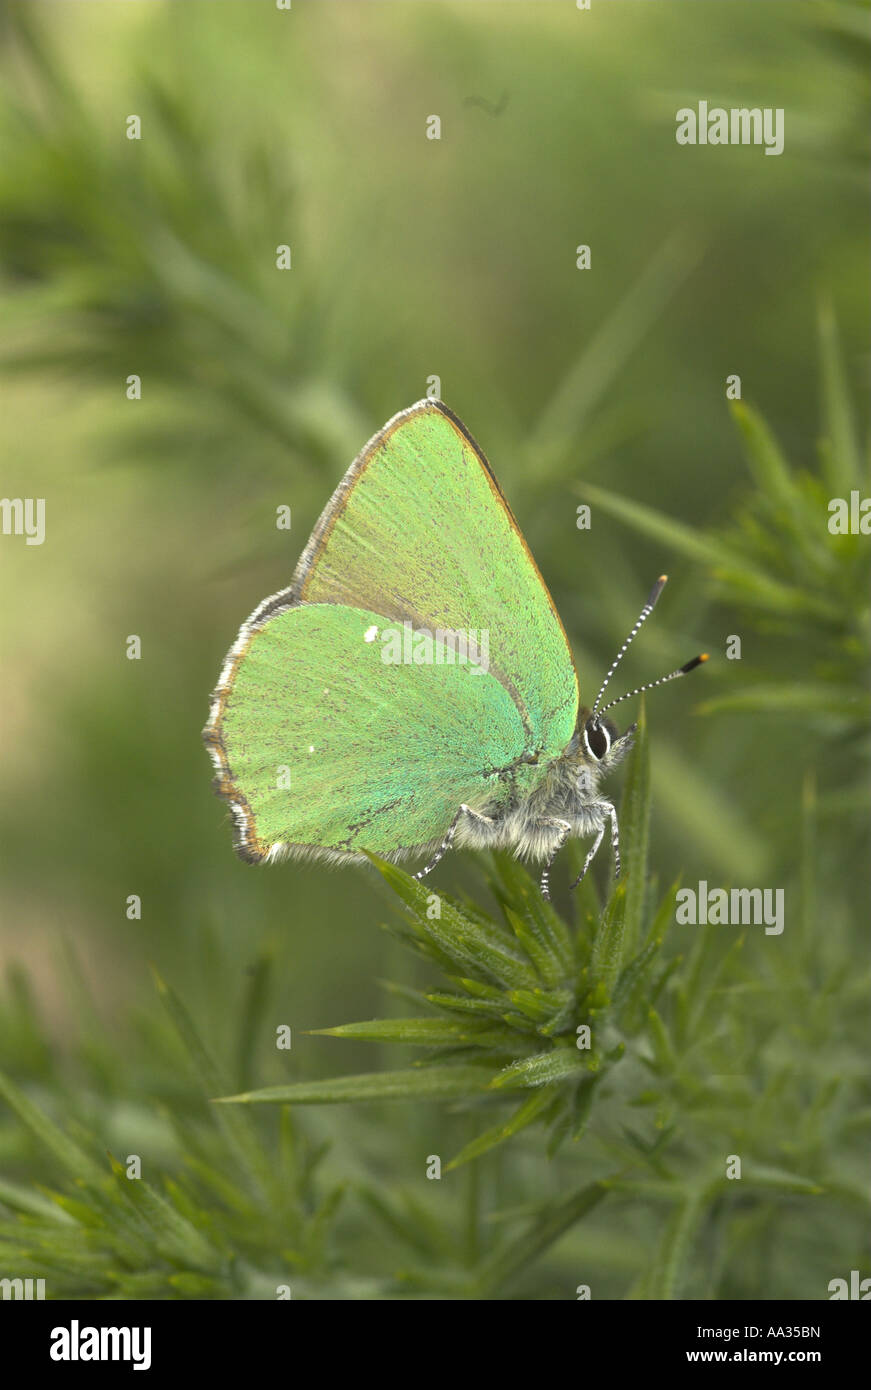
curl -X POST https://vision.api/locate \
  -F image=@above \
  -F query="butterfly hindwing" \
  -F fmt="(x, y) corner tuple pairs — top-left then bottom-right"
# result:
(208, 602), (530, 861)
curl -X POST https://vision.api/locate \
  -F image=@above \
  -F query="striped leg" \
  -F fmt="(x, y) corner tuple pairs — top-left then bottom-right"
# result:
(568, 800), (620, 890)
(569, 822), (605, 891)
(413, 804), (495, 882)
(539, 819), (572, 901)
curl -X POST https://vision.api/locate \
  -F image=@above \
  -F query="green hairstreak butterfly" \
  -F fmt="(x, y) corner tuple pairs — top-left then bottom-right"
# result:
(203, 400), (706, 898)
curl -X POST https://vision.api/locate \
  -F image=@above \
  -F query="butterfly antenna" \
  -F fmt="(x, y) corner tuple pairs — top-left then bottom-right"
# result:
(590, 575), (669, 720)
(596, 653), (709, 718)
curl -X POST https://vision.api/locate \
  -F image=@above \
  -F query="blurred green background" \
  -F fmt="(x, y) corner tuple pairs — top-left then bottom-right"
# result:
(0, 0), (868, 1299)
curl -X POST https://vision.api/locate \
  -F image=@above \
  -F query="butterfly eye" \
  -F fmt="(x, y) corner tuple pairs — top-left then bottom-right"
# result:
(583, 718), (611, 761)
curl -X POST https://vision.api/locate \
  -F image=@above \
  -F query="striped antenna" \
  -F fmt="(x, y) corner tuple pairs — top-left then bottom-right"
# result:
(590, 575), (668, 720)
(596, 653), (709, 718)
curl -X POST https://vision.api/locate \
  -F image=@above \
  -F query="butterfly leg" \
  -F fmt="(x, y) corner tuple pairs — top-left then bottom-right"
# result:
(539, 819), (573, 901)
(568, 822), (606, 891)
(413, 804), (495, 882)
(569, 800), (620, 890)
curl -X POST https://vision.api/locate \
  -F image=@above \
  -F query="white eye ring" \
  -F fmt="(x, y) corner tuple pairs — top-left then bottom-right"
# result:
(582, 720), (611, 761)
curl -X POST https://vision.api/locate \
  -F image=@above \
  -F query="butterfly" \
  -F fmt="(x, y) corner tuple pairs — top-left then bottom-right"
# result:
(203, 400), (706, 898)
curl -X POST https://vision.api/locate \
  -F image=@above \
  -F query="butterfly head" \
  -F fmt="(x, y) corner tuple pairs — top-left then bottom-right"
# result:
(574, 707), (636, 777)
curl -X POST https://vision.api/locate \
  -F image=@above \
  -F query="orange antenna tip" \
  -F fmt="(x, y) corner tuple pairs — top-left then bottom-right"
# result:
(677, 653), (708, 675)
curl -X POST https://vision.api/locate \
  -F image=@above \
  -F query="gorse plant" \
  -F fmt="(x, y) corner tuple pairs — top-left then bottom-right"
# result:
(0, 973), (348, 1300)
(210, 683), (865, 1299)
(3, 676), (861, 1300)
(219, 705), (668, 1172)
(0, 3), (369, 487)
(580, 304), (870, 752)
(2, 702), (858, 1300)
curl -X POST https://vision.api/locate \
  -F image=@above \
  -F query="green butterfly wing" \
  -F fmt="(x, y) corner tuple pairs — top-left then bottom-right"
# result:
(210, 603), (532, 861)
(204, 400), (579, 863)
